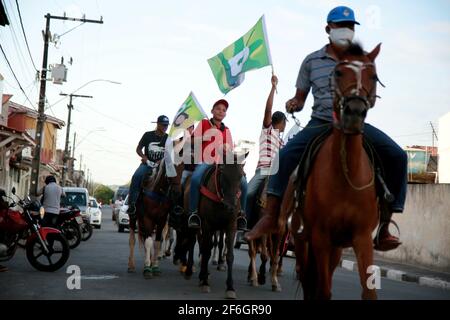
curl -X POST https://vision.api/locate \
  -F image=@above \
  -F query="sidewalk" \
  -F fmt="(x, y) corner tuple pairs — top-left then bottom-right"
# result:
(339, 250), (450, 290)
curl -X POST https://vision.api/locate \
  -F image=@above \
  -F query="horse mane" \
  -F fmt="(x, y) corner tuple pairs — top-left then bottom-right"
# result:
(342, 42), (364, 57)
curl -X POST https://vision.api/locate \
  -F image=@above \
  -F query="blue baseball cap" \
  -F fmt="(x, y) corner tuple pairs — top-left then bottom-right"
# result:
(327, 6), (360, 25)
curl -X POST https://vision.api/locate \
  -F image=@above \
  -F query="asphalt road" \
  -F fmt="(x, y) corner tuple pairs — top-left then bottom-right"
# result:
(1, 206), (449, 300)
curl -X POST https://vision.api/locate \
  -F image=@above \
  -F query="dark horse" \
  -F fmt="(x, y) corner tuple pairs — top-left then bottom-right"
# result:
(184, 153), (247, 299)
(285, 43), (383, 299)
(128, 159), (183, 279)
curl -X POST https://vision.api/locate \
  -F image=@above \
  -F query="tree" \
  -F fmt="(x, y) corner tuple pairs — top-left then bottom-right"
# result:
(94, 185), (114, 204)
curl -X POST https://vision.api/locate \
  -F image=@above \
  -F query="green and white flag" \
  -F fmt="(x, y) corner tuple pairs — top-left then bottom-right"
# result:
(208, 15), (272, 94)
(169, 91), (208, 138)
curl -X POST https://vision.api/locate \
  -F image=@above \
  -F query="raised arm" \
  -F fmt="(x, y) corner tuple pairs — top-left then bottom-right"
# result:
(263, 75), (278, 128)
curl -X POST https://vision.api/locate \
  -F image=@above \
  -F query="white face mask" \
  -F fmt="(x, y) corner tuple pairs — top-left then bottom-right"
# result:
(329, 27), (354, 48)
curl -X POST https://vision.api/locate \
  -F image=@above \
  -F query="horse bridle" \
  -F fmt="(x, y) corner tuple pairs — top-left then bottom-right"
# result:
(331, 60), (384, 127)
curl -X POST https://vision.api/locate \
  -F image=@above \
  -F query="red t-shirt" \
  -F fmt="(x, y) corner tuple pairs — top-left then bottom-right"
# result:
(192, 119), (233, 164)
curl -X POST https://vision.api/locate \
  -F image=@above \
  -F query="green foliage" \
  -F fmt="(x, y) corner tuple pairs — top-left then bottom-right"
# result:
(94, 185), (114, 204)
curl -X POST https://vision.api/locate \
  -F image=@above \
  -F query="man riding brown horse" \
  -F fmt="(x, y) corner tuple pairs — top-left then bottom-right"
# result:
(246, 6), (407, 253)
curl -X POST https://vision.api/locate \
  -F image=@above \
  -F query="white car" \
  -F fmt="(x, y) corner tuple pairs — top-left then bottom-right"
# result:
(87, 197), (102, 229)
(117, 195), (130, 232)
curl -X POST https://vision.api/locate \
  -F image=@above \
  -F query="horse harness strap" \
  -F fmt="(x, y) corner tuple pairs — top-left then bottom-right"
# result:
(142, 189), (169, 204)
(200, 165), (223, 203)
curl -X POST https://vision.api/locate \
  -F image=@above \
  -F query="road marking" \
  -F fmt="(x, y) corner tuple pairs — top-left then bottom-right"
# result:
(386, 270), (405, 281)
(80, 275), (119, 280)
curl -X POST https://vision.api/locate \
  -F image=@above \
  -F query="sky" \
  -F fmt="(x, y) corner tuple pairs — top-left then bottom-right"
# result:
(1, 0), (449, 186)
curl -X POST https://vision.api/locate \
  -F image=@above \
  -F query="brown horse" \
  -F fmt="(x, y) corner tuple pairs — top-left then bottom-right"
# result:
(285, 43), (383, 300)
(247, 178), (282, 292)
(185, 153), (247, 299)
(128, 160), (183, 278)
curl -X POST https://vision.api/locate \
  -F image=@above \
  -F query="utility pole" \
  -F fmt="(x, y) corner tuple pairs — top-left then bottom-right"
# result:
(30, 13), (103, 196)
(72, 132), (76, 158)
(60, 93), (92, 186)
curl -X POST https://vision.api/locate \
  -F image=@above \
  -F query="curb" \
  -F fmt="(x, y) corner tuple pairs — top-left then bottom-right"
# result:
(339, 259), (450, 291)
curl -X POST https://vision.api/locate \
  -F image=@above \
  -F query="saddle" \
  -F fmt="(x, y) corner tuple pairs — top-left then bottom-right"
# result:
(199, 165), (223, 203)
(291, 127), (393, 223)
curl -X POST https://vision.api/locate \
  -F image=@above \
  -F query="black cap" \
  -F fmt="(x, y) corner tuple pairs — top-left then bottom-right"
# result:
(152, 115), (170, 124)
(272, 111), (288, 124)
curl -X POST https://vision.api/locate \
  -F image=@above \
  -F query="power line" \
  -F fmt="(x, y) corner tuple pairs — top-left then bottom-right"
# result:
(0, 42), (36, 110)
(14, 0), (38, 71)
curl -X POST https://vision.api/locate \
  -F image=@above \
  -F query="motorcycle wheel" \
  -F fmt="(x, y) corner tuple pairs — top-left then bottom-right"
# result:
(61, 221), (82, 249)
(80, 222), (93, 241)
(26, 233), (70, 272)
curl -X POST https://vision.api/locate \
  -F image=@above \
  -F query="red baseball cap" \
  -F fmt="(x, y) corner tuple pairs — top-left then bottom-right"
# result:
(213, 99), (229, 110)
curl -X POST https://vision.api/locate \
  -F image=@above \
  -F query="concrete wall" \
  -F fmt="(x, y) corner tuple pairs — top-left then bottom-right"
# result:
(378, 184), (450, 272)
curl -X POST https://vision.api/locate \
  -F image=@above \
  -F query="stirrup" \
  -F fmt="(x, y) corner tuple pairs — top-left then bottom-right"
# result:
(237, 216), (248, 231)
(374, 220), (401, 251)
(188, 213), (201, 229)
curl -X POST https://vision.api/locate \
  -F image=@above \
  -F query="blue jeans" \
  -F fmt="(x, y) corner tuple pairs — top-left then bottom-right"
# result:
(267, 117), (408, 212)
(189, 163), (248, 213)
(245, 168), (267, 227)
(128, 163), (152, 205)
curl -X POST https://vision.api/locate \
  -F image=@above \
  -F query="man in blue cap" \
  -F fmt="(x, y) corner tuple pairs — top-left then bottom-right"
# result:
(127, 115), (170, 215)
(246, 6), (407, 252)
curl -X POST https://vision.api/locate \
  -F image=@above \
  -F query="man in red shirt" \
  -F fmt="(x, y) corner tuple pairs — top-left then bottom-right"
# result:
(188, 99), (247, 229)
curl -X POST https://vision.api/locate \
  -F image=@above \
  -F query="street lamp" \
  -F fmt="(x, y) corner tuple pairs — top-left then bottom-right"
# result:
(75, 127), (106, 149)
(46, 79), (122, 110)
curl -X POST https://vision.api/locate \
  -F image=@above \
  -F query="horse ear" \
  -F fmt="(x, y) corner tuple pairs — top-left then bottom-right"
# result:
(367, 43), (381, 62)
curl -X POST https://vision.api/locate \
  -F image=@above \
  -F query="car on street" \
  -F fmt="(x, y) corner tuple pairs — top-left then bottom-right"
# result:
(87, 197), (102, 229)
(117, 195), (130, 232)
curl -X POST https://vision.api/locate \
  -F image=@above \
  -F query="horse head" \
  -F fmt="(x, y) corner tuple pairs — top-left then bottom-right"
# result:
(217, 151), (248, 213)
(332, 42), (382, 134)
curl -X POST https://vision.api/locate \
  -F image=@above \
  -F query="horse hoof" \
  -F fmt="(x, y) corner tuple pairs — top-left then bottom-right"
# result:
(225, 290), (236, 299)
(151, 266), (161, 276)
(272, 285), (282, 292)
(217, 264), (226, 272)
(127, 267), (135, 273)
(212, 260), (218, 266)
(251, 280), (258, 287)
(143, 267), (153, 279)
(201, 286), (210, 293)
(258, 275), (266, 285)
(179, 265), (187, 274)
(165, 250), (171, 257)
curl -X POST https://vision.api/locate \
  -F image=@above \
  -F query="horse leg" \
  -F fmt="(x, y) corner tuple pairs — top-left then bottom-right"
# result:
(185, 232), (196, 279)
(217, 231), (226, 271)
(212, 231), (218, 265)
(258, 236), (268, 286)
(353, 234), (377, 300)
(166, 227), (174, 257)
(143, 235), (154, 279)
(128, 227), (136, 273)
(312, 233), (332, 300)
(270, 234), (282, 292)
(329, 247), (342, 288)
(152, 225), (163, 276)
(248, 240), (258, 286)
(199, 231), (212, 293)
(225, 229), (236, 299)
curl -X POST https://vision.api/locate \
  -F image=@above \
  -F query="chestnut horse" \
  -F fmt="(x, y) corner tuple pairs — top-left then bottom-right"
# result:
(286, 43), (383, 299)
(247, 178), (282, 292)
(127, 160), (183, 278)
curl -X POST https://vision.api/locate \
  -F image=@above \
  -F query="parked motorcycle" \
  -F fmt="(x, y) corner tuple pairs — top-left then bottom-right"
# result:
(80, 214), (93, 241)
(0, 188), (70, 272)
(51, 207), (83, 249)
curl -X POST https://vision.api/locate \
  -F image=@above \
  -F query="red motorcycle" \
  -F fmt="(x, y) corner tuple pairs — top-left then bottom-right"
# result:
(0, 188), (70, 272)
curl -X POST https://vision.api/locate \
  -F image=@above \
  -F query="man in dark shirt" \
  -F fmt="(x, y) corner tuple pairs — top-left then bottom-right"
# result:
(127, 115), (170, 215)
